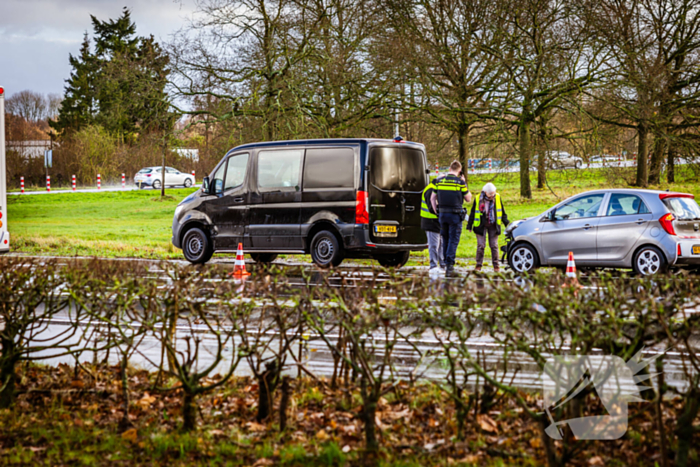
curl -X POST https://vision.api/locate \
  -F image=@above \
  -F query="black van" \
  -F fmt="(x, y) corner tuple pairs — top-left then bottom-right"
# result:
(171, 138), (429, 268)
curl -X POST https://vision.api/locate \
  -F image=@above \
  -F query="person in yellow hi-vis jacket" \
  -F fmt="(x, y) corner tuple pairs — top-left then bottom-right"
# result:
(466, 182), (509, 272)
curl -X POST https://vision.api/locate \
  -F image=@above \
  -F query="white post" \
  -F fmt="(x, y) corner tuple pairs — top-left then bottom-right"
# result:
(0, 86), (8, 250)
(20, 177), (24, 194)
(72, 175), (76, 191)
(97, 174), (101, 190)
(121, 173), (125, 189)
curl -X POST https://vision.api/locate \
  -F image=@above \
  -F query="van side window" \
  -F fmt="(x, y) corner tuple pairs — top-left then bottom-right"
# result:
(303, 148), (354, 189)
(224, 153), (249, 190)
(211, 164), (225, 194)
(258, 149), (303, 190)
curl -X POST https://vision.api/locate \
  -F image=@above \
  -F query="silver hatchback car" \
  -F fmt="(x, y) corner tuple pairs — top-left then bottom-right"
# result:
(505, 189), (700, 275)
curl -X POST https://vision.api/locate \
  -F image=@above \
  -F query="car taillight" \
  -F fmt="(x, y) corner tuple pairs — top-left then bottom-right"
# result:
(355, 190), (369, 224)
(678, 243), (682, 256)
(146, 174), (152, 177)
(659, 213), (676, 236)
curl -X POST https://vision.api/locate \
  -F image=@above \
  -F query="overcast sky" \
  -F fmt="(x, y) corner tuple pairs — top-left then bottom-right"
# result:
(0, 0), (196, 98)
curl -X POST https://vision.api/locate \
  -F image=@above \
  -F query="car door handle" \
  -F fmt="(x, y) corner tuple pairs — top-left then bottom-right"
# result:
(636, 219), (647, 224)
(583, 224), (592, 230)
(405, 206), (414, 212)
(233, 197), (245, 203)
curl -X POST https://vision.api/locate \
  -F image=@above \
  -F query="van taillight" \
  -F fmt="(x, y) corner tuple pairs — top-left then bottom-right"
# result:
(355, 190), (369, 224)
(659, 213), (676, 236)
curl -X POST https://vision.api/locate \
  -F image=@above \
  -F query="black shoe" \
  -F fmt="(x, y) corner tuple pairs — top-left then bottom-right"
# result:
(445, 266), (455, 277)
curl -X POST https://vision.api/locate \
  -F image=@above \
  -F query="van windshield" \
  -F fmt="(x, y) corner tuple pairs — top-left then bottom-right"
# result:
(370, 147), (426, 192)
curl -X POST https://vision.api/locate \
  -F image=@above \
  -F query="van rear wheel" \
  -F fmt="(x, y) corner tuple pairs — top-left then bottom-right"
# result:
(250, 253), (278, 264)
(374, 251), (410, 268)
(182, 227), (214, 264)
(310, 230), (344, 268)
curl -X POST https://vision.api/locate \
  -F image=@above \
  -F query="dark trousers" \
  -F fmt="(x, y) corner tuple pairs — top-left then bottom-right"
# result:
(476, 224), (500, 267)
(439, 212), (462, 268)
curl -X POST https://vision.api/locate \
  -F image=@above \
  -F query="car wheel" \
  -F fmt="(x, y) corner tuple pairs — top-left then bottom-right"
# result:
(508, 243), (538, 273)
(184, 178), (193, 188)
(633, 246), (667, 276)
(152, 179), (162, 190)
(310, 230), (344, 268)
(574, 160), (581, 169)
(374, 251), (410, 268)
(182, 227), (214, 264)
(250, 253), (278, 264)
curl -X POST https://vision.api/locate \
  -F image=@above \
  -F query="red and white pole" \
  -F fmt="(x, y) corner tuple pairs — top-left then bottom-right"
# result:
(191, 170), (196, 182)
(121, 173), (125, 189)
(20, 177), (24, 194)
(97, 174), (101, 190)
(72, 175), (76, 191)
(434, 163), (438, 176)
(488, 158), (492, 172)
(633, 154), (637, 166)
(46, 175), (50, 192)
(471, 159), (475, 173)
(618, 154), (621, 166)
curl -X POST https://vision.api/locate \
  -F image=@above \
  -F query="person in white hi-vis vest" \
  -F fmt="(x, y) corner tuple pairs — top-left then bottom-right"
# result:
(466, 182), (509, 272)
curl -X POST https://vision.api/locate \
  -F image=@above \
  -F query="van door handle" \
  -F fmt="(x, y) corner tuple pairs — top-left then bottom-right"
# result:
(234, 197), (245, 203)
(583, 224), (592, 230)
(405, 206), (414, 212)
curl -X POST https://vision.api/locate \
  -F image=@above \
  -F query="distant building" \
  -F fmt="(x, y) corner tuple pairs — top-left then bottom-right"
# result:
(175, 148), (199, 162)
(7, 140), (54, 159)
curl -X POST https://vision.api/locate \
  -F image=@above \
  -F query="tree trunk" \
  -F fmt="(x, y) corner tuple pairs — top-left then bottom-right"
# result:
(257, 360), (279, 422)
(182, 391), (197, 432)
(649, 136), (666, 185)
(539, 416), (560, 467)
(519, 118), (532, 199)
(655, 358), (668, 467)
(458, 126), (470, 183)
(360, 376), (379, 453)
(279, 376), (290, 432)
(537, 151), (546, 189)
(0, 338), (18, 409)
(667, 142), (676, 183)
(119, 355), (131, 431)
(636, 124), (649, 187)
(675, 385), (700, 467)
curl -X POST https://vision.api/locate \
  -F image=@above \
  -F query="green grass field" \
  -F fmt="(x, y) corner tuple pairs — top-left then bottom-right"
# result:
(7, 166), (700, 263)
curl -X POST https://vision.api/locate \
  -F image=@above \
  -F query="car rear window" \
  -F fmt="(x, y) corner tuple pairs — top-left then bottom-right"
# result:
(138, 169), (152, 174)
(370, 147), (426, 192)
(663, 197), (700, 220)
(303, 148), (354, 189)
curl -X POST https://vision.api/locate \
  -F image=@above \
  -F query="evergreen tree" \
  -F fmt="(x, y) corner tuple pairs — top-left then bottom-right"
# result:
(52, 8), (172, 141)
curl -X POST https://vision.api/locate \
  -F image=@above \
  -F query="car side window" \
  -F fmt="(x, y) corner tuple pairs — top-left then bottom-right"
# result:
(555, 194), (605, 220)
(303, 148), (355, 189)
(166, 168), (177, 174)
(257, 149), (303, 190)
(606, 194), (650, 216)
(224, 153), (249, 190)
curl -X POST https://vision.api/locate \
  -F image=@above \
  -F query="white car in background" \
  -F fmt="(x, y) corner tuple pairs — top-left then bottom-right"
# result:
(546, 151), (584, 169)
(134, 167), (194, 189)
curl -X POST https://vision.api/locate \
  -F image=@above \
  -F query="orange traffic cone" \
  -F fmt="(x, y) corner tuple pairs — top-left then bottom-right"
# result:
(566, 251), (577, 278)
(563, 251), (580, 289)
(231, 242), (251, 277)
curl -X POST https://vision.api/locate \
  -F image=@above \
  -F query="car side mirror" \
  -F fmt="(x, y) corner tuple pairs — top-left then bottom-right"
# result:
(547, 210), (557, 221)
(202, 176), (210, 193)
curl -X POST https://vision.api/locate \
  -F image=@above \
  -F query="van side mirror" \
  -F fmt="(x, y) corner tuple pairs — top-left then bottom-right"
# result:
(202, 176), (210, 193)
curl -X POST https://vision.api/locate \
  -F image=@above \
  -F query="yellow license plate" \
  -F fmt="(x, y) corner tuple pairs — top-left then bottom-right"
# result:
(693, 245), (700, 255)
(375, 225), (397, 233)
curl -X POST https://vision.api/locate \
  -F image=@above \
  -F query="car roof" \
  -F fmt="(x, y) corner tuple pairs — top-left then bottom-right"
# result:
(225, 138), (426, 154)
(571, 188), (692, 196)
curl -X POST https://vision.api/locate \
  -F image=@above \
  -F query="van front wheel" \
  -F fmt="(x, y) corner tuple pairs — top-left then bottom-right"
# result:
(182, 227), (214, 264)
(374, 251), (410, 268)
(310, 230), (344, 268)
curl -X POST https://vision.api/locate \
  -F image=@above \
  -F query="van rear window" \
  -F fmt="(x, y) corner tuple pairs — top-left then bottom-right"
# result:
(370, 147), (426, 192)
(303, 148), (354, 189)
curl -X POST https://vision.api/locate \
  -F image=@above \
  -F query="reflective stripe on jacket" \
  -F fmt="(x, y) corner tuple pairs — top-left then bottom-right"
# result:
(435, 174), (468, 212)
(473, 193), (503, 227)
(420, 180), (439, 219)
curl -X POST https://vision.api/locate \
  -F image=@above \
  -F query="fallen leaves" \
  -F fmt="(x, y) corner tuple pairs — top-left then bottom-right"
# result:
(121, 428), (138, 443)
(477, 414), (499, 434)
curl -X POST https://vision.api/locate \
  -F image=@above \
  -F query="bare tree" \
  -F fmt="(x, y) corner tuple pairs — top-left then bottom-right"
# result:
(5, 90), (49, 124)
